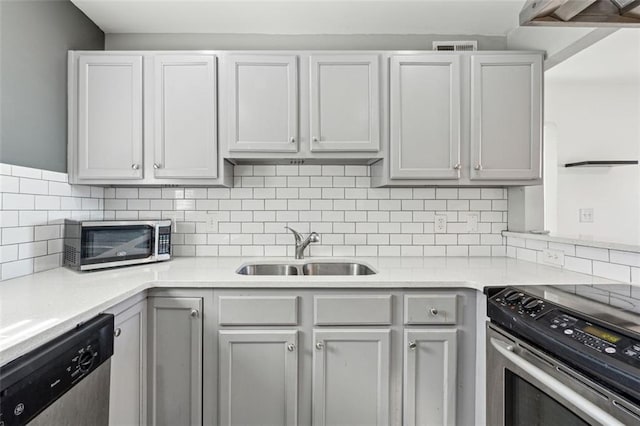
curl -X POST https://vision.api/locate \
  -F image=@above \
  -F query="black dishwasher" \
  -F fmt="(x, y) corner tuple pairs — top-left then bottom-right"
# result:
(0, 314), (114, 426)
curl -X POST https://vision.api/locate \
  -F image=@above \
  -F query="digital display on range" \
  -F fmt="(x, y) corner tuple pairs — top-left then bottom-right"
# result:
(582, 325), (622, 344)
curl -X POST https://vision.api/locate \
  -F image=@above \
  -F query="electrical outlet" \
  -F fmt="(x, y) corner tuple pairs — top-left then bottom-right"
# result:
(542, 249), (565, 266)
(204, 213), (218, 233)
(579, 208), (594, 223)
(465, 213), (479, 233)
(435, 214), (447, 233)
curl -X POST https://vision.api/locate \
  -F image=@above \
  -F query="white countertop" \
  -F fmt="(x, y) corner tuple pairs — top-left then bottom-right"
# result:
(0, 256), (624, 366)
(503, 231), (640, 254)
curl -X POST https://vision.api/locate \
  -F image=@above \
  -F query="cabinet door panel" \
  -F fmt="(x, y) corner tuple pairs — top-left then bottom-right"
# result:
(310, 55), (380, 152)
(228, 55), (298, 152)
(149, 297), (202, 426)
(404, 329), (457, 426)
(219, 330), (298, 426)
(390, 55), (461, 179)
(312, 329), (390, 426)
(153, 55), (217, 178)
(77, 55), (143, 179)
(109, 301), (146, 426)
(470, 54), (542, 180)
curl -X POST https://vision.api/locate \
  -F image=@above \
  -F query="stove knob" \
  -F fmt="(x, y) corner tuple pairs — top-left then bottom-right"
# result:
(505, 291), (524, 303)
(523, 298), (543, 310)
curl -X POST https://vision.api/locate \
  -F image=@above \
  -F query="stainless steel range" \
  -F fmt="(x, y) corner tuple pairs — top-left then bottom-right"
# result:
(486, 286), (640, 426)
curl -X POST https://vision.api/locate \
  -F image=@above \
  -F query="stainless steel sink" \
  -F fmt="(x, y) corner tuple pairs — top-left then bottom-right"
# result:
(302, 262), (376, 276)
(236, 264), (299, 276)
(236, 262), (376, 276)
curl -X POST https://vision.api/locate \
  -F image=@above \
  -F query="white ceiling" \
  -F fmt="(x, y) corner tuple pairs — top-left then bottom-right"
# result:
(546, 29), (640, 84)
(71, 0), (526, 36)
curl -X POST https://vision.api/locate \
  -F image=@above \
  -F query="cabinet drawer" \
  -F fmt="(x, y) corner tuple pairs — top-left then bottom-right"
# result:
(218, 296), (298, 325)
(404, 295), (457, 325)
(314, 295), (392, 325)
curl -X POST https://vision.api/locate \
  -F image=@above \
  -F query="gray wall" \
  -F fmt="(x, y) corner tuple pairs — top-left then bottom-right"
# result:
(105, 33), (507, 51)
(1, 0), (104, 173)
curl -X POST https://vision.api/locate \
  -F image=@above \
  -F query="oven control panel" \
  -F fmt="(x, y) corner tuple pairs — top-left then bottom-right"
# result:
(488, 287), (640, 369)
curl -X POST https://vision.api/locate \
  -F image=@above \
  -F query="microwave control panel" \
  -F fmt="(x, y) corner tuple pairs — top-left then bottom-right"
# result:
(158, 226), (171, 255)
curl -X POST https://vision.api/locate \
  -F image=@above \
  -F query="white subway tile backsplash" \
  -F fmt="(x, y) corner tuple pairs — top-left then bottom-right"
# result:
(592, 261), (631, 283)
(1, 164), (104, 280)
(2, 162), (512, 281)
(609, 250), (640, 268)
(575, 245), (609, 262)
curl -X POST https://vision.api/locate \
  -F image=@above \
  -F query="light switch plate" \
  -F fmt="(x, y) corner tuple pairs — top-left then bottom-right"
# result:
(542, 248), (565, 266)
(435, 214), (447, 233)
(466, 213), (479, 233)
(579, 208), (594, 223)
(205, 213), (218, 233)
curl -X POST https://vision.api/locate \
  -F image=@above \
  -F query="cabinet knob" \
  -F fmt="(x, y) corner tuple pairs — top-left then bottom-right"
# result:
(316, 341), (324, 350)
(429, 308), (439, 316)
(290, 137), (296, 144)
(474, 164), (482, 171)
(190, 309), (199, 318)
(453, 163), (461, 170)
(312, 136), (319, 143)
(287, 343), (296, 352)
(409, 341), (417, 350)
(153, 163), (161, 169)
(131, 164), (140, 170)
(114, 328), (122, 338)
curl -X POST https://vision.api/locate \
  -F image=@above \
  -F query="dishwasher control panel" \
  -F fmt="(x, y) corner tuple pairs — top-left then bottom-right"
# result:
(0, 314), (113, 426)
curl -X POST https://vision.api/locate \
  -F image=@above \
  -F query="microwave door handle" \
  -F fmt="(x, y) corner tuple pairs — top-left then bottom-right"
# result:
(154, 224), (160, 258)
(490, 338), (625, 426)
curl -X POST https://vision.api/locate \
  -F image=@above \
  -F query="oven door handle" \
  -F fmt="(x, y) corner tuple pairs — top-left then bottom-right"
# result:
(490, 338), (625, 426)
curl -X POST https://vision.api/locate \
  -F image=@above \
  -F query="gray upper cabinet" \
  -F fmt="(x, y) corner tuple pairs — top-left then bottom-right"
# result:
(218, 330), (299, 426)
(470, 54), (542, 180)
(76, 55), (143, 180)
(309, 55), (380, 152)
(149, 297), (203, 426)
(109, 300), (147, 426)
(312, 329), (390, 426)
(153, 55), (218, 179)
(390, 55), (461, 180)
(228, 54), (298, 152)
(403, 329), (458, 426)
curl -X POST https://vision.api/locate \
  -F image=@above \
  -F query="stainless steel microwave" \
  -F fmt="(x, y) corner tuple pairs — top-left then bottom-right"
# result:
(63, 219), (172, 271)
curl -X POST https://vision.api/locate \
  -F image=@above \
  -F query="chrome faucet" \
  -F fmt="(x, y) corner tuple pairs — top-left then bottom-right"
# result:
(284, 226), (320, 259)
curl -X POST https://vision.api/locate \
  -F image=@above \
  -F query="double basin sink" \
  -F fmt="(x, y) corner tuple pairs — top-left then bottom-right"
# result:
(237, 262), (376, 276)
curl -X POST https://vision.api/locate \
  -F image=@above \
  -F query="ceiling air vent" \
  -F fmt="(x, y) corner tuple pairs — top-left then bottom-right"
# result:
(432, 41), (478, 51)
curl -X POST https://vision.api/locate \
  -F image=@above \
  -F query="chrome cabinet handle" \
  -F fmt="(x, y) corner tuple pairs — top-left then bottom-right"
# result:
(474, 164), (482, 171)
(290, 137), (296, 144)
(153, 163), (161, 169)
(287, 343), (296, 352)
(316, 341), (324, 350)
(409, 341), (417, 350)
(312, 136), (319, 143)
(131, 164), (139, 170)
(453, 163), (461, 170)
(114, 328), (122, 337)
(430, 308), (439, 316)
(190, 309), (199, 318)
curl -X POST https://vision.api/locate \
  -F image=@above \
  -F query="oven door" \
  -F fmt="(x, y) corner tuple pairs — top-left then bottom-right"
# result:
(80, 222), (157, 269)
(487, 324), (638, 426)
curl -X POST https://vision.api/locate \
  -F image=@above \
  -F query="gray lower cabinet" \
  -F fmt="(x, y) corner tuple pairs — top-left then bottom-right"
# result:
(312, 329), (391, 426)
(403, 329), (458, 426)
(218, 330), (299, 426)
(148, 297), (203, 426)
(108, 299), (147, 426)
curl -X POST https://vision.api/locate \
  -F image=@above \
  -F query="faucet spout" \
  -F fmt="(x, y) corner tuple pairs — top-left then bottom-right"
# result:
(284, 227), (320, 259)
